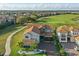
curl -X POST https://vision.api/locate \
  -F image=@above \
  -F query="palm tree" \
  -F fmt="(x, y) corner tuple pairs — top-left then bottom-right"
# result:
(18, 42), (23, 48)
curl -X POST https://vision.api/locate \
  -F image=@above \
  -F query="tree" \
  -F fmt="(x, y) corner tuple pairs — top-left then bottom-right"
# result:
(29, 15), (38, 22)
(30, 42), (37, 51)
(18, 42), (23, 48)
(16, 16), (28, 24)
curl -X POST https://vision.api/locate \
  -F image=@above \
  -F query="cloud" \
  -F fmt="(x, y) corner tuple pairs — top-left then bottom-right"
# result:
(0, 3), (79, 10)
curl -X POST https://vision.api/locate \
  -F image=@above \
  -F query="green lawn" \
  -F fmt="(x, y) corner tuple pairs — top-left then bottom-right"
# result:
(10, 27), (26, 56)
(37, 14), (79, 26)
(0, 25), (22, 55)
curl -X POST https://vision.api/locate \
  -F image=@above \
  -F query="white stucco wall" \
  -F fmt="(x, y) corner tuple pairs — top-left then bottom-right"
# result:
(25, 32), (40, 43)
(70, 37), (75, 42)
(57, 32), (67, 42)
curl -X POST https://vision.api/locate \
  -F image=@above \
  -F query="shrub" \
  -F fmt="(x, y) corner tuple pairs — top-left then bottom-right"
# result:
(18, 41), (37, 51)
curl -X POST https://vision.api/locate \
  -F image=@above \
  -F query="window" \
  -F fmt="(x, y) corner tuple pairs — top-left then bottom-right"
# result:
(42, 28), (45, 31)
(61, 34), (66, 37)
(25, 36), (29, 38)
(61, 38), (66, 41)
(73, 32), (78, 35)
(45, 29), (51, 32)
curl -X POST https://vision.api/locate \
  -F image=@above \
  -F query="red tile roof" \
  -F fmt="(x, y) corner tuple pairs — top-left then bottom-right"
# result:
(74, 35), (79, 41)
(26, 24), (52, 36)
(26, 26), (40, 34)
(57, 25), (69, 33)
(57, 25), (79, 33)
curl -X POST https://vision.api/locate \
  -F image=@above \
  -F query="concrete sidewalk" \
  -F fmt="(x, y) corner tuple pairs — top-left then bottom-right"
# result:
(4, 26), (26, 56)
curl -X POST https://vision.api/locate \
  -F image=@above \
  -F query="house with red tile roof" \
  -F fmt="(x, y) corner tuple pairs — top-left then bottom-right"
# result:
(57, 25), (79, 42)
(74, 35), (79, 50)
(23, 24), (53, 46)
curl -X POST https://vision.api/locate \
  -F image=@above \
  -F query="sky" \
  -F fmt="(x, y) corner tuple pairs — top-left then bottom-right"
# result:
(0, 3), (79, 10)
(0, 0), (79, 3)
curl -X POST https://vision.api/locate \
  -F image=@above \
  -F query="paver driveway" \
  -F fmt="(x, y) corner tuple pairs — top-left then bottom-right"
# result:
(38, 41), (57, 56)
(61, 42), (79, 56)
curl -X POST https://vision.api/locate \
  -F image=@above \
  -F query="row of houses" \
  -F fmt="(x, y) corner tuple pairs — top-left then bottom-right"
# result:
(0, 10), (77, 17)
(23, 24), (79, 50)
(0, 10), (78, 27)
(0, 14), (16, 27)
(0, 11), (63, 28)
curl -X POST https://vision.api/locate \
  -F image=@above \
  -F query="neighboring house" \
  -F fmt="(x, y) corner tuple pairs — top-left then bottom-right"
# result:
(0, 15), (16, 25)
(0, 15), (6, 24)
(74, 35), (79, 50)
(6, 15), (16, 24)
(23, 24), (53, 46)
(57, 25), (79, 42)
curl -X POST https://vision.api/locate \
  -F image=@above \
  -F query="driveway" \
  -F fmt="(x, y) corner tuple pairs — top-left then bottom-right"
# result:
(38, 41), (57, 56)
(61, 42), (79, 56)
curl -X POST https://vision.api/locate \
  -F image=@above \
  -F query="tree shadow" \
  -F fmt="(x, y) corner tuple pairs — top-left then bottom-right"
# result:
(0, 24), (21, 36)
(36, 20), (47, 23)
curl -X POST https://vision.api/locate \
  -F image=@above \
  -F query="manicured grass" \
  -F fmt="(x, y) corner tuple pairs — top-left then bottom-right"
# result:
(10, 28), (26, 56)
(37, 14), (79, 25)
(0, 25), (22, 55)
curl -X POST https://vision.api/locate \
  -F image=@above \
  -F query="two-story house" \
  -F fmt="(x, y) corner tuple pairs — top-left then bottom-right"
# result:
(23, 24), (52, 46)
(57, 25), (79, 42)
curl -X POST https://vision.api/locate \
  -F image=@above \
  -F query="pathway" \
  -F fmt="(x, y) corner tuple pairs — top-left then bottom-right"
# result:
(4, 26), (26, 56)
